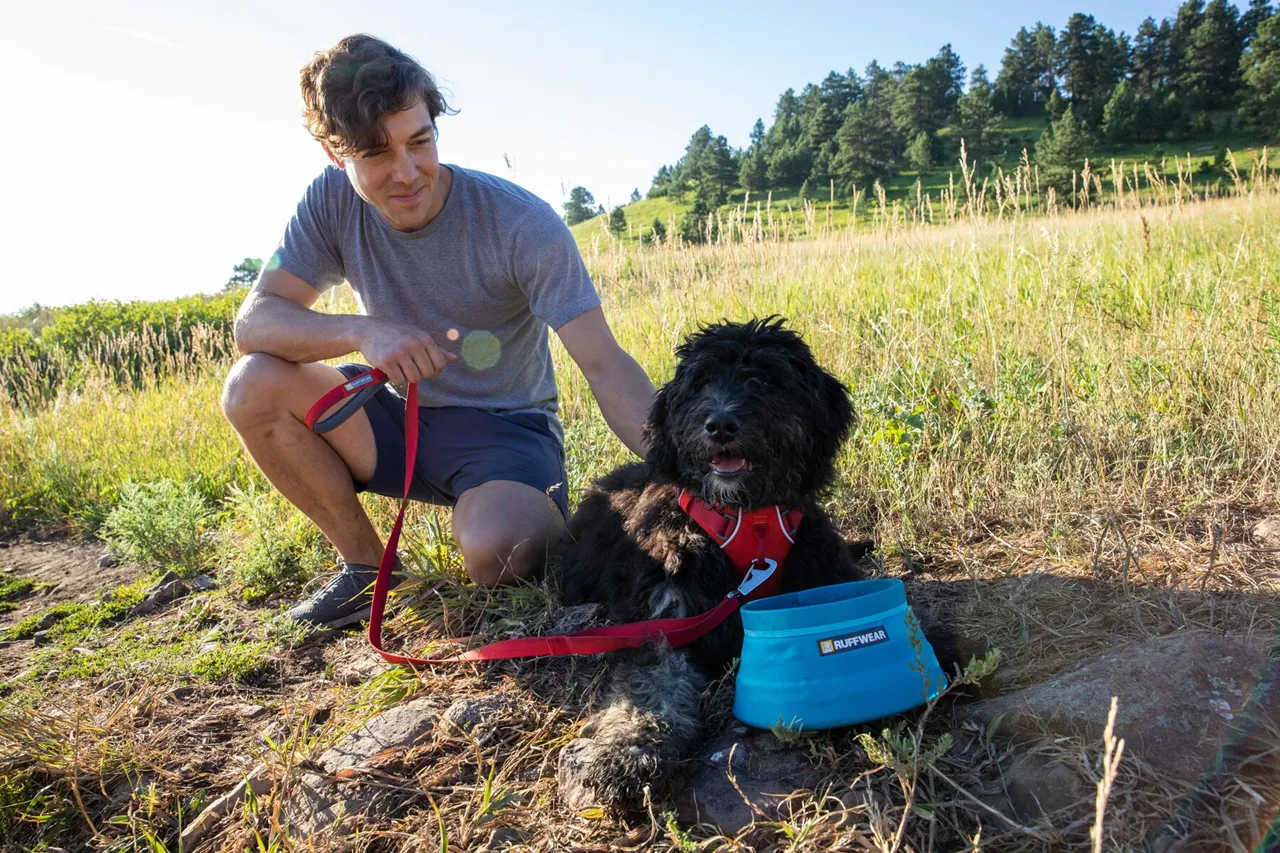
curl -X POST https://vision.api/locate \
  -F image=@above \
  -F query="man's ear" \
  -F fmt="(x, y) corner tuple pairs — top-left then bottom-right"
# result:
(322, 142), (345, 170)
(643, 381), (680, 478)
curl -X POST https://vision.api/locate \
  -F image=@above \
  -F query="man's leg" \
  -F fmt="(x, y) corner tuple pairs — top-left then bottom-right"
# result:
(452, 481), (565, 587)
(220, 353), (384, 567)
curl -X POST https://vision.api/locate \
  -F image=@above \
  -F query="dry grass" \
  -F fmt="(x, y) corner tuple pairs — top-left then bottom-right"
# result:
(1, 168), (1279, 851)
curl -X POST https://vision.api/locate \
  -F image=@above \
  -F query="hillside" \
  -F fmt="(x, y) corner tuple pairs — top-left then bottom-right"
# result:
(571, 119), (1272, 250)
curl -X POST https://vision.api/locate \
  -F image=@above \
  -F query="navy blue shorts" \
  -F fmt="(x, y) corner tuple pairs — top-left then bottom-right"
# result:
(335, 363), (568, 519)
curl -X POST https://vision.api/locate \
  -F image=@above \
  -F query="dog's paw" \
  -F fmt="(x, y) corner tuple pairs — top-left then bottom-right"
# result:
(557, 736), (661, 810)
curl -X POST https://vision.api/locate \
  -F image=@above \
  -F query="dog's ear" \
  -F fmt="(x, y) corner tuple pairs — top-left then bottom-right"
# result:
(810, 368), (856, 464)
(643, 380), (681, 478)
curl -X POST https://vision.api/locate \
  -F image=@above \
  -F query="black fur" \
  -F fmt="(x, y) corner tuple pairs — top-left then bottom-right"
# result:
(555, 317), (868, 809)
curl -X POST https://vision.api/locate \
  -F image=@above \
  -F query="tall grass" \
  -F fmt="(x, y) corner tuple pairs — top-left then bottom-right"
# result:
(2, 184), (1277, 550)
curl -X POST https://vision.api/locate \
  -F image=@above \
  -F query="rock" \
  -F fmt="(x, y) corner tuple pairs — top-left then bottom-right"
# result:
(335, 652), (387, 686)
(1252, 518), (1280, 546)
(32, 630), (51, 647)
(675, 729), (822, 834)
(130, 575), (191, 617)
(481, 827), (527, 850)
(1, 566), (12, 573)
(320, 697), (439, 773)
(228, 703), (268, 720)
(34, 610), (64, 632)
(191, 574), (217, 591)
(98, 553), (119, 569)
(960, 631), (1276, 782)
(441, 695), (517, 738)
(281, 697), (439, 836)
(180, 765), (272, 850)
(150, 570), (183, 591)
(1001, 753), (1087, 818)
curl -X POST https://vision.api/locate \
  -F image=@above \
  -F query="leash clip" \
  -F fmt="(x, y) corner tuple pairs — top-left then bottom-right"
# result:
(732, 558), (777, 600)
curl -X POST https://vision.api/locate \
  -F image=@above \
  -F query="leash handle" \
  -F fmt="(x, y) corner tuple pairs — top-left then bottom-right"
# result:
(305, 368), (389, 434)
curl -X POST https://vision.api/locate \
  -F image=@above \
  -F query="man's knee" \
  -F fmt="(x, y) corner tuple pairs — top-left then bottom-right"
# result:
(221, 353), (293, 430)
(457, 524), (559, 587)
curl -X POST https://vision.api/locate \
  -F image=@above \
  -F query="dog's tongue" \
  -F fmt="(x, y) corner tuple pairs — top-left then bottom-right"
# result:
(712, 455), (746, 474)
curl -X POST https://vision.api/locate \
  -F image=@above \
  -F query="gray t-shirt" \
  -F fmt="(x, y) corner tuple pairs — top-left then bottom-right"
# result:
(272, 164), (600, 435)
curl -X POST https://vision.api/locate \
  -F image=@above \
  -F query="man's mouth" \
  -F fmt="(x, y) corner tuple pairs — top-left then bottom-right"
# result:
(391, 186), (425, 202)
(711, 455), (750, 477)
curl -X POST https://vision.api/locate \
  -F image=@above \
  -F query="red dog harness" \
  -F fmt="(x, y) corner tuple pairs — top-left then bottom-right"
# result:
(677, 489), (802, 600)
(306, 368), (798, 665)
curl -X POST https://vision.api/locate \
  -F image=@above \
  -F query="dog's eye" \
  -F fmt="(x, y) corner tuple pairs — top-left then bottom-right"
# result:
(745, 377), (767, 392)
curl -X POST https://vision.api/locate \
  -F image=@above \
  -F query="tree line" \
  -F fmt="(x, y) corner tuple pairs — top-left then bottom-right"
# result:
(565, 0), (1279, 241)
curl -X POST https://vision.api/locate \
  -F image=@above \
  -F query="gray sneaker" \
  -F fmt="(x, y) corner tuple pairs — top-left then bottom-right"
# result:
(289, 561), (405, 629)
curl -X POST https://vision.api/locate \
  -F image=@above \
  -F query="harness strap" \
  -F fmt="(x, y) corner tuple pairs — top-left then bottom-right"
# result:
(305, 370), (767, 666)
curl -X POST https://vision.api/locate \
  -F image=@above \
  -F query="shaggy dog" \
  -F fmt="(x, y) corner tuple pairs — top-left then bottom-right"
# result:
(555, 317), (869, 809)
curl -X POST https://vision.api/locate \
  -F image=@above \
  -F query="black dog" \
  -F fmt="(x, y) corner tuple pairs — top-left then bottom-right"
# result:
(555, 317), (869, 809)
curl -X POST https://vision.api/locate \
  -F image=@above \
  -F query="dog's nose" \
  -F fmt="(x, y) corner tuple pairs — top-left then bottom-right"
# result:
(704, 411), (740, 440)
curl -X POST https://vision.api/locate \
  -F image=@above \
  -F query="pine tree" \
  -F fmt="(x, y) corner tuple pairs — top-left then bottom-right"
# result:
(905, 132), (934, 171)
(1243, 0), (1276, 45)
(955, 68), (1005, 170)
(1047, 87), (1067, 120)
(563, 187), (597, 225)
(1132, 17), (1170, 95)
(1183, 0), (1244, 109)
(649, 216), (667, 243)
(832, 96), (901, 190)
(1101, 79), (1139, 142)
(799, 178), (813, 202)
(1242, 8), (1280, 134)
(608, 205), (627, 237)
(629, 188), (641, 203)
(1035, 105), (1095, 190)
(679, 184), (714, 244)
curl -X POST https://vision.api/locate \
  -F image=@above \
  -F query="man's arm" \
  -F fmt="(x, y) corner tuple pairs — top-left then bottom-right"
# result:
(233, 267), (455, 386)
(556, 307), (655, 458)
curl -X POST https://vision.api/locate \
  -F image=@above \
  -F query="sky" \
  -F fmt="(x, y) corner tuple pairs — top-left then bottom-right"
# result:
(2, 0), (1193, 314)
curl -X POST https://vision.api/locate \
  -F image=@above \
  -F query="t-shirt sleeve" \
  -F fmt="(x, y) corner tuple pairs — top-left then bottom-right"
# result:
(510, 202), (602, 331)
(271, 168), (346, 293)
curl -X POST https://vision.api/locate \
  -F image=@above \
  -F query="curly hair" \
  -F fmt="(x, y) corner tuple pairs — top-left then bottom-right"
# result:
(299, 34), (453, 159)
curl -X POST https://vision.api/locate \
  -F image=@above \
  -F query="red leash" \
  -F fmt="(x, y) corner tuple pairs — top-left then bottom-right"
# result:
(305, 369), (774, 665)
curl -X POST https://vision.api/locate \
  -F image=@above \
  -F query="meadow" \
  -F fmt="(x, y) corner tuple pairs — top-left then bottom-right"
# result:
(0, 159), (1278, 851)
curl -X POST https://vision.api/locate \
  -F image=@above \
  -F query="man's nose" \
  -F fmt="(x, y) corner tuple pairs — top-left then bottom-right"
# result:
(704, 411), (740, 441)
(390, 149), (417, 184)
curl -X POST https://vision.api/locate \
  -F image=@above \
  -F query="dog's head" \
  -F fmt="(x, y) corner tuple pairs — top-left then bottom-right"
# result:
(643, 317), (854, 508)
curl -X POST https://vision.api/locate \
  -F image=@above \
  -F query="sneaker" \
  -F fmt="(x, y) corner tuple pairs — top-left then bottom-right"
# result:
(289, 561), (405, 629)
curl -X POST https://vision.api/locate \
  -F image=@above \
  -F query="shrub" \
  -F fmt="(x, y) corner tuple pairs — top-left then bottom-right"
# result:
(219, 488), (332, 603)
(100, 480), (214, 576)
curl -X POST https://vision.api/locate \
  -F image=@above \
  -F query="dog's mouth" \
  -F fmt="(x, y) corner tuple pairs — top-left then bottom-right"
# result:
(710, 455), (751, 477)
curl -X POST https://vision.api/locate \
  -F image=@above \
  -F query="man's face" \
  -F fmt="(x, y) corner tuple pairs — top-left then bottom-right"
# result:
(326, 98), (446, 232)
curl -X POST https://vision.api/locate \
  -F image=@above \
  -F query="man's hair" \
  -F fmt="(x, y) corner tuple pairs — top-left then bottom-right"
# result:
(299, 34), (453, 159)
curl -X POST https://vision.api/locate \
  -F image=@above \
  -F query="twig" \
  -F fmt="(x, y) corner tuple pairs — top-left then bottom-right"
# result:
(927, 764), (1038, 834)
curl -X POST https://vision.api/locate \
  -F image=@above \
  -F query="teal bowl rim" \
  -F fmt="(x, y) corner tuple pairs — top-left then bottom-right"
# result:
(739, 578), (905, 633)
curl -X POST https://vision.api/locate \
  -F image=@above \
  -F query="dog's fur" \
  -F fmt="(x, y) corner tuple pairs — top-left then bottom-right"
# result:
(555, 317), (872, 809)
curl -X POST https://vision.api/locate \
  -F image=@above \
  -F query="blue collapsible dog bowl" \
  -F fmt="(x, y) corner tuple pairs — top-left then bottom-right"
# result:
(733, 579), (947, 730)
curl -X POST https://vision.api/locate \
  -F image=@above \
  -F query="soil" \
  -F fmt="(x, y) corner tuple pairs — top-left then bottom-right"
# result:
(0, 536), (146, 681)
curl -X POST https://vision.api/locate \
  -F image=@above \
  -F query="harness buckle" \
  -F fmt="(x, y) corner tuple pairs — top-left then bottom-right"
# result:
(732, 558), (778, 599)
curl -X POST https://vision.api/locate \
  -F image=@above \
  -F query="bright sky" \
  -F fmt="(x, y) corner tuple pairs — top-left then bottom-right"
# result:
(3, 0), (1189, 313)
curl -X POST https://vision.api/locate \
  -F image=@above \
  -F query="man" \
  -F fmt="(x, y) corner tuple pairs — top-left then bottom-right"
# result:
(222, 34), (655, 628)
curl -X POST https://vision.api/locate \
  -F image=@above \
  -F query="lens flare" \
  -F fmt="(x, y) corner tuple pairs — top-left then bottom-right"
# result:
(461, 330), (500, 370)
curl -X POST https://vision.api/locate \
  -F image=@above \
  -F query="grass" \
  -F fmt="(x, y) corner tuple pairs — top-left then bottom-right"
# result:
(0, 167), (1278, 850)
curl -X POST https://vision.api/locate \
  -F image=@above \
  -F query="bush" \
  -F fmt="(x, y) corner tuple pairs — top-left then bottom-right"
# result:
(219, 488), (331, 603)
(100, 480), (214, 576)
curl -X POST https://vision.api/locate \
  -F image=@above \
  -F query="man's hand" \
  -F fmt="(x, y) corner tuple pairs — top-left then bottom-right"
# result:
(355, 318), (458, 386)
